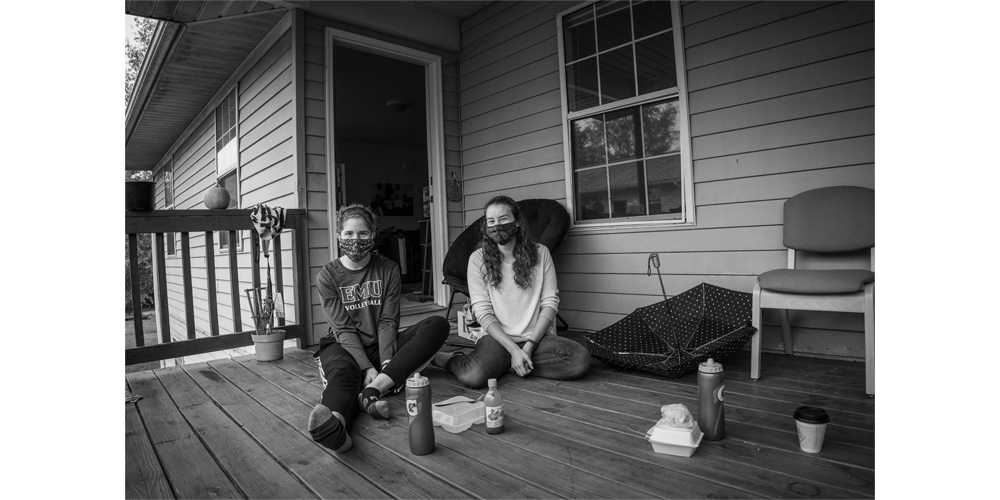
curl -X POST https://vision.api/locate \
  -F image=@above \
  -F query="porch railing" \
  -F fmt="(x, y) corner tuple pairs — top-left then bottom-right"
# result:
(125, 209), (310, 365)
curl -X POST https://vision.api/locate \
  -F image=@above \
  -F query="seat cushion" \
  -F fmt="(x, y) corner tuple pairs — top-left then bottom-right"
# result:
(758, 269), (874, 294)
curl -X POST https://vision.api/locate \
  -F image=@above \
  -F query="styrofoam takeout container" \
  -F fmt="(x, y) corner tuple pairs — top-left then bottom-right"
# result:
(646, 422), (704, 457)
(432, 397), (485, 433)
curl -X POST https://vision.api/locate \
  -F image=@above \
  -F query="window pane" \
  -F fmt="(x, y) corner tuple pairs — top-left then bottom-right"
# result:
(598, 45), (635, 104)
(164, 169), (173, 207)
(576, 167), (609, 220)
(636, 32), (676, 94)
(609, 161), (646, 217)
(566, 58), (600, 112)
(646, 155), (682, 216)
(595, 2), (632, 52)
(571, 116), (607, 168)
(642, 99), (681, 156)
(632, 0), (672, 39)
(221, 170), (238, 208)
(605, 106), (642, 162)
(563, 8), (595, 62)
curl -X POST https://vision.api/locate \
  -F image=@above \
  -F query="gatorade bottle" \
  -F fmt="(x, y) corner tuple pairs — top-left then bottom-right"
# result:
(484, 378), (504, 434)
(405, 373), (434, 455)
(698, 358), (725, 441)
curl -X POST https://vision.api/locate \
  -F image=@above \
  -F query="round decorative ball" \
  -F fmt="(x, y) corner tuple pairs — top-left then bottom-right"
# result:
(204, 186), (231, 209)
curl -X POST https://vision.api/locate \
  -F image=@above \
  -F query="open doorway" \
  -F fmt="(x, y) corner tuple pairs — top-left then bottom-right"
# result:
(329, 43), (434, 311)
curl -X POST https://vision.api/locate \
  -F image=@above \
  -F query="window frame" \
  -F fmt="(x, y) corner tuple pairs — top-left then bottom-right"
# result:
(215, 87), (243, 253)
(164, 156), (176, 257)
(557, 0), (695, 231)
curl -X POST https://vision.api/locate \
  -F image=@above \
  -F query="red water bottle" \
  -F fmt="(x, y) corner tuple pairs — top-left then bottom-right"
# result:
(405, 373), (434, 455)
(484, 378), (505, 434)
(698, 358), (725, 441)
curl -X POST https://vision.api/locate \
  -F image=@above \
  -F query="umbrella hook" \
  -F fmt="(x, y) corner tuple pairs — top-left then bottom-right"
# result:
(647, 253), (668, 301)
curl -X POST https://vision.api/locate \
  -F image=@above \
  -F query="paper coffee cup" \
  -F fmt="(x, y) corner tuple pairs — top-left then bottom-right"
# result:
(793, 406), (830, 453)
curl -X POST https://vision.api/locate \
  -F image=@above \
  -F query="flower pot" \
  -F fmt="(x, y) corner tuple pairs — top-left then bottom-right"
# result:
(251, 329), (286, 361)
(125, 181), (155, 211)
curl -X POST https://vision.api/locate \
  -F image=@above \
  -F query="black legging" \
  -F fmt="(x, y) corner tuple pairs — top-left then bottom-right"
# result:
(316, 315), (450, 427)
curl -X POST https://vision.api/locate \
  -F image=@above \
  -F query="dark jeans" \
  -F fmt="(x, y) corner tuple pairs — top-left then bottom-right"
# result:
(449, 334), (591, 389)
(315, 315), (450, 428)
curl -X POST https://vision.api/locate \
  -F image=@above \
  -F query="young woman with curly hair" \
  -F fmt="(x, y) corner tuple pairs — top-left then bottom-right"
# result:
(307, 203), (449, 453)
(435, 195), (591, 388)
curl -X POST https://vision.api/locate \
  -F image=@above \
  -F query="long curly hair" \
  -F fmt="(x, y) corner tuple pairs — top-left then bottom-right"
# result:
(479, 195), (538, 289)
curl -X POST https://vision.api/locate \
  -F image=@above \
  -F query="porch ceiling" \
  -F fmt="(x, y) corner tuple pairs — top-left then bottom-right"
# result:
(125, 1), (282, 24)
(125, 4), (288, 170)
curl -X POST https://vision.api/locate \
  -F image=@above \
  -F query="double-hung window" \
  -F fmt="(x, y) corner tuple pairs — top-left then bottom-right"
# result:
(558, 0), (693, 226)
(216, 89), (242, 251)
(164, 157), (176, 256)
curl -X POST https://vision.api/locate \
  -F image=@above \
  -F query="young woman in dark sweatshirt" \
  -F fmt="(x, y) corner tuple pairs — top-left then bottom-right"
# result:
(308, 204), (449, 452)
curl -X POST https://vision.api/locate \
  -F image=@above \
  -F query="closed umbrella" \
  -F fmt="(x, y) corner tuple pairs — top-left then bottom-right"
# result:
(585, 254), (756, 378)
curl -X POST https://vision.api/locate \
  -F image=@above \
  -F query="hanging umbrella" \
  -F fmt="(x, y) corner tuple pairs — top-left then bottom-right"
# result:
(585, 254), (757, 378)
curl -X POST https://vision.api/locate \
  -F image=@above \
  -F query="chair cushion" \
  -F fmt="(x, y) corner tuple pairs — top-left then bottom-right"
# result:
(758, 269), (874, 294)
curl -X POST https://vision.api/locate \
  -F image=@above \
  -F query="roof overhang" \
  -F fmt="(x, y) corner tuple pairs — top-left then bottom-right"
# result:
(125, 2), (288, 170)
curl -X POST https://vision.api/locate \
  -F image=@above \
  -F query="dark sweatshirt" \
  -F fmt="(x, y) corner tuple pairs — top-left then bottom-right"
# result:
(316, 254), (401, 371)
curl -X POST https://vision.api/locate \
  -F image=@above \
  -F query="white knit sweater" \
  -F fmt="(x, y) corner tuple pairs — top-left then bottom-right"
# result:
(467, 244), (560, 340)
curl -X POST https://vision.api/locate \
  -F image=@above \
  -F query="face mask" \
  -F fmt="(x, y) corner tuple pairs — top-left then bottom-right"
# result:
(339, 237), (375, 262)
(486, 221), (518, 245)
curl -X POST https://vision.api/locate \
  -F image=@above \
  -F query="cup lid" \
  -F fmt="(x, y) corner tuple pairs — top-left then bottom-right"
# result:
(698, 358), (723, 373)
(407, 372), (429, 388)
(793, 406), (830, 424)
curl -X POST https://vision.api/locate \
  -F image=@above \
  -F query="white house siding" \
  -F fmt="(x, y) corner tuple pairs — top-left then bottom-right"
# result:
(152, 24), (299, 342)
(458, 0), (875, 359)
(301, 13), (464, 337)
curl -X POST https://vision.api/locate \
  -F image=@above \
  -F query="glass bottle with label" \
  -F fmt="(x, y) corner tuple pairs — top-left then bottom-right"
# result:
(484, 378), (504, 434)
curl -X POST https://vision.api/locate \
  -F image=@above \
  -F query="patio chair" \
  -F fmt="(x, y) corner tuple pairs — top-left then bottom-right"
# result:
(443, 198), (570, 330)
(750, 186), (875, 396)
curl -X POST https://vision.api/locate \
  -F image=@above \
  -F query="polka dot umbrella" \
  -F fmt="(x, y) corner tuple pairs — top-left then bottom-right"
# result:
(585, 254), (757, 378)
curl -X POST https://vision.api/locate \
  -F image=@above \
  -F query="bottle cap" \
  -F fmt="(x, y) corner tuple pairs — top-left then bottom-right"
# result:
(793, 406), (830, 424)
(698, 358), (723, 373)
(407, 372), (429, 388)
(487, 378), (497, 388)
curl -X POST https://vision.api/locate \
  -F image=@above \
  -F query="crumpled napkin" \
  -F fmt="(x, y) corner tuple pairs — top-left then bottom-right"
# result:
(655, 403), (695, 429)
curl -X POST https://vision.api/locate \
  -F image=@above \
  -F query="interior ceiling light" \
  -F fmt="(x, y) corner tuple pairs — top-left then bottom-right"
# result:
(386, 100), (410, 113)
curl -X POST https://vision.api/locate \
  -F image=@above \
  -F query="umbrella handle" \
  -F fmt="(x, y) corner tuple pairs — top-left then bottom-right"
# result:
(647, 253), (668, 301)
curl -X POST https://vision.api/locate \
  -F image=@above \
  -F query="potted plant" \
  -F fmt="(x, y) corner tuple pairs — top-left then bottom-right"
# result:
(247, 203), (287, 361)
(126, 170), (155, 211)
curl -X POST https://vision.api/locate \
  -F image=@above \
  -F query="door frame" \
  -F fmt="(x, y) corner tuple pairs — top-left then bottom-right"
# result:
(324, 27), (449, 307)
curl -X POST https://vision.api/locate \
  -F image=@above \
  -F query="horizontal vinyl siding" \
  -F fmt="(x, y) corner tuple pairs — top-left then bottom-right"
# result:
(155, 23), (299, 343)
(457, 0), (875, 360)
(302, 13), (464, 338)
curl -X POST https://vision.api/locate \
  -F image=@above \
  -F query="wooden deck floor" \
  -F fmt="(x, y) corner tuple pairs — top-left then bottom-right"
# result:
(125, 337), (875, 499)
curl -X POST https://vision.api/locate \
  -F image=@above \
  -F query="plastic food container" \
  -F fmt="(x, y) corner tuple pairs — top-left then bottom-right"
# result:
(646, 422), (704, 457)
(432, 397), (485, 433)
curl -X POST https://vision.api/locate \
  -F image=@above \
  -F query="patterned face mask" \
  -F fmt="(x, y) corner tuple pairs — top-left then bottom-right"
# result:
(486, 221), (518, 245)
(339, 237), (375, 262)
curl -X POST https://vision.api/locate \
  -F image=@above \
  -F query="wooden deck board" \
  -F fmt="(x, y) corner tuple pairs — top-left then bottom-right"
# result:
(127, 338), (875, 499)
(154, 367), (318, 499)
(126, 371), (243, 499)
(184, 360), (390, 499)
(232, 355), (471, 499)
(125, 400), (174, 499)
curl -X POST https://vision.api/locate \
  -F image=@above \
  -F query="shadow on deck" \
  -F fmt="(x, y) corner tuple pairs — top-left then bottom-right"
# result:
(125, 336), (875, 499)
